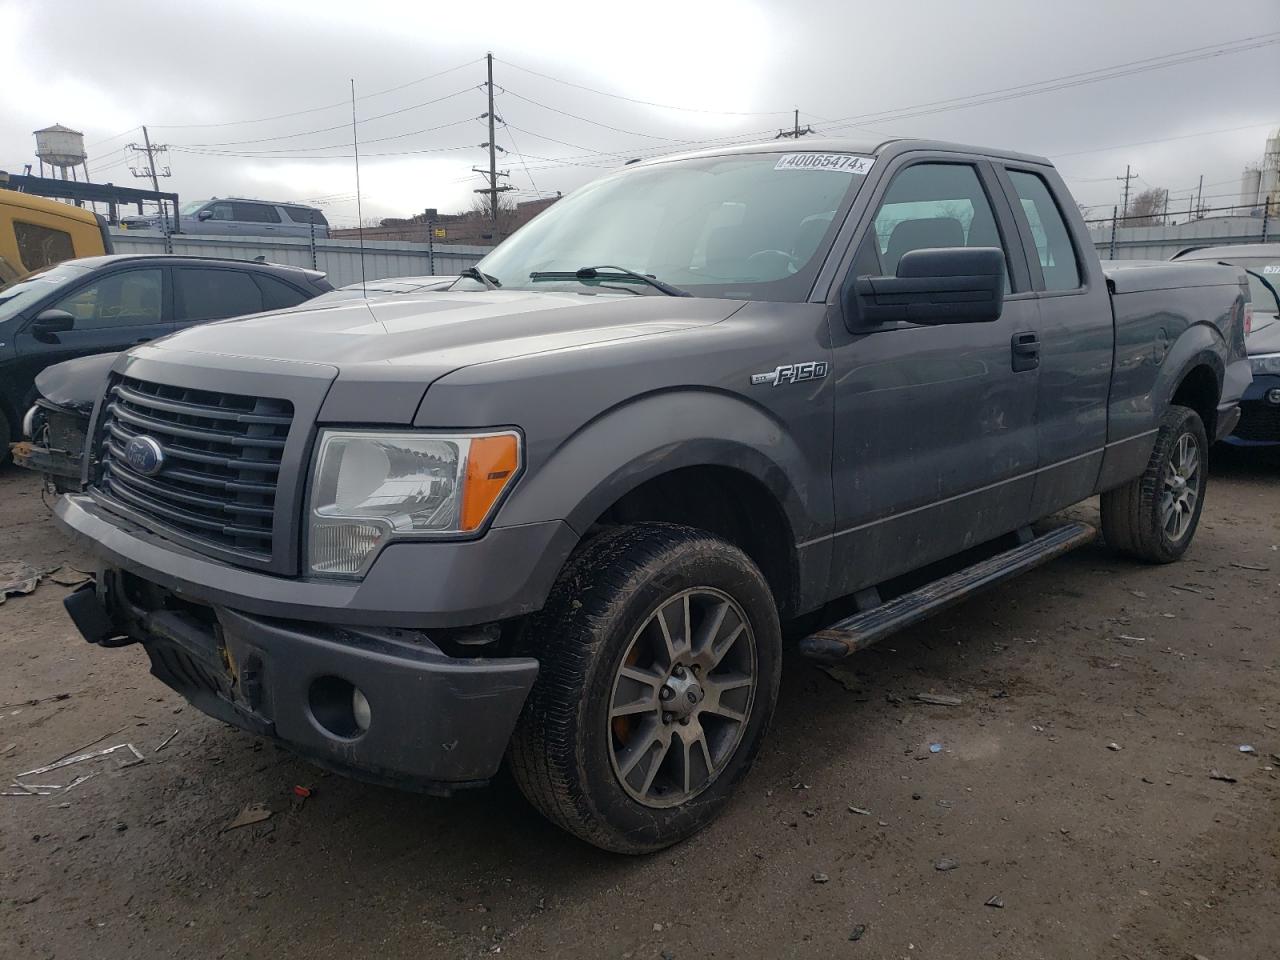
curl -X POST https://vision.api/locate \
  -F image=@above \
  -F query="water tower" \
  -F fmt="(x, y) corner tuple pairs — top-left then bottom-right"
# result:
(33, 123), (90, 181)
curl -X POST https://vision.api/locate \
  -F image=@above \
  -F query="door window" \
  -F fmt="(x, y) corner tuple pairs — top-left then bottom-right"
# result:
(232, 202), (281, 223)
(254, 274), (310, 310)
(862, 162), (1011, 290)
(1007, 171), (1081, 291)
(14, 222), (76, 272)
(175, 268), (264, 321)
(52, 269), (163, 329)
(283, 206), (325, 226)
(206, 202), (236, 221)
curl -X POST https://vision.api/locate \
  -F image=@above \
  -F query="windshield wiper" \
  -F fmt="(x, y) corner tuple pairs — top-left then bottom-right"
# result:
(529, 265), (691, 297)
(459, 266), (501, 290)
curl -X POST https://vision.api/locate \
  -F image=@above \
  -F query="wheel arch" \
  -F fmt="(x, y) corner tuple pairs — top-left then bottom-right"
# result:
(496, 389), (829, 619)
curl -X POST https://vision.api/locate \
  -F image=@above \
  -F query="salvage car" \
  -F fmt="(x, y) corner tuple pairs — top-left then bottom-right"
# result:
(53, 138), (1251, 853)
(1173, 243), (1280, 446)
(13, 273), (454, 488)
(2, 254), (331, 469)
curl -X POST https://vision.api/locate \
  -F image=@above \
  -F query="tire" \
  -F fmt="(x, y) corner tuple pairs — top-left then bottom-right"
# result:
(0, 408), (10, 466)
(1100, 404), (1208, 564)
(508, 522), (782, 854)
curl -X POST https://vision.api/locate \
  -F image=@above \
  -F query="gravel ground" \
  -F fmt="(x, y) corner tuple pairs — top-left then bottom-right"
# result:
(0, 451), (1276, 960)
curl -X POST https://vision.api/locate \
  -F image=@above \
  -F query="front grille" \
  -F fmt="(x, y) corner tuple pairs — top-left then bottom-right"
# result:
(1234, 400), (1280, 442)
(95, 375), (293, 560)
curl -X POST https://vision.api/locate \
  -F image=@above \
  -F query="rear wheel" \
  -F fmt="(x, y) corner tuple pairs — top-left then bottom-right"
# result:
(0, 408), (10, 466)
(1101, 404), (1208, 563)
(508, 523), (781, 853)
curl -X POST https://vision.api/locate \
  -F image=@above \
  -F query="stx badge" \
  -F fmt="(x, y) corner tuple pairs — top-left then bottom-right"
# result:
(750, 361), (829, 387)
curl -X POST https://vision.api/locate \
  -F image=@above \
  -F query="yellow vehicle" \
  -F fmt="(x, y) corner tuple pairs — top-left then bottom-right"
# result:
(0, 187), (112, 290)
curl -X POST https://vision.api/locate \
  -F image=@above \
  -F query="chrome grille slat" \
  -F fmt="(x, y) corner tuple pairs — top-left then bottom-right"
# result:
(94, 375), (293, 559)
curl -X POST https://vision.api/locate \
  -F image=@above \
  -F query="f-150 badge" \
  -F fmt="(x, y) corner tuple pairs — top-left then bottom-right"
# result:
(751, 361), (829, 387)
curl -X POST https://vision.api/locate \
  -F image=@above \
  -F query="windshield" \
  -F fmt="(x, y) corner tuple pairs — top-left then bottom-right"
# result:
(464, 152), (875, 302)
(0, 263), (90, 322)
(179, 200), (208, 216)
(1224, 258), (1280, 314)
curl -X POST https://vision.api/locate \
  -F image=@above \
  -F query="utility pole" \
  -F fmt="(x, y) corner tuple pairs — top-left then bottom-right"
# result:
(474, 52), (512, 240)
(129, 125), (174, 248)
(775, 107), (815, 140)
(1116, 164), (1136, 219)
(1195, 174), (1204, 219)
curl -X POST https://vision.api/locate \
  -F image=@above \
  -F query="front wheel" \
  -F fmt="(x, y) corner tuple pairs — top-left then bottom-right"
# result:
(508, 523), (781, 853)
(1101, 404), (1208, 563)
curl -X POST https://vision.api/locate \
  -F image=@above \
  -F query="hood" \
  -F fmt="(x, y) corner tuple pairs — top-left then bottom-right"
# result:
(35, 351), (120, 411)
(153, 290), (741, 378)
(1248, 308), (1280, 356)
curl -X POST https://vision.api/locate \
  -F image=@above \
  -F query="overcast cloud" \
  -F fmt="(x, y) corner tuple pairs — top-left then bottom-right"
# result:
(2, 0), (1276, 227)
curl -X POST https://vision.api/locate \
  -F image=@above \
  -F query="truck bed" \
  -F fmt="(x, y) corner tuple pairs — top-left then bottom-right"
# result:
(1101, 259), (1246, 294)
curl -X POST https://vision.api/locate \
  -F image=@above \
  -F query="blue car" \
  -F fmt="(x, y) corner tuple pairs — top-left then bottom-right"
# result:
(1174, 243), (1280, 446)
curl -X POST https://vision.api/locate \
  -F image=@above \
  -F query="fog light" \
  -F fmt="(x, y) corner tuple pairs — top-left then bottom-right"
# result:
(1266, 388), (1280, 406)
(352, 687), (372, 733)
(308, 676), (369, 739)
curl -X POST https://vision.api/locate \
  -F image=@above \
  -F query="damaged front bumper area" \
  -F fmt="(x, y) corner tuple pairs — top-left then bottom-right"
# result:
(63, 573), (538, 793)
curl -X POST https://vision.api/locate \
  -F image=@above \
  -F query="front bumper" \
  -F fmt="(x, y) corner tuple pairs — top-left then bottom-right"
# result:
(54, 493), (578, 628)
(10, 440), (83, 485)
(1222, 373), (1280, 446)
(63, 573), (539, 792)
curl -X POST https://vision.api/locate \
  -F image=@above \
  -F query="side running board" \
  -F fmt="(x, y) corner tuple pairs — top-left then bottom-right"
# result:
(799, 521), (1097, 664)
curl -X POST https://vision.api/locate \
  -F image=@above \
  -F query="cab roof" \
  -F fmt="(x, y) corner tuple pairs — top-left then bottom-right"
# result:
(630, 137), (1052, 169)
(0, 187), (101, 225)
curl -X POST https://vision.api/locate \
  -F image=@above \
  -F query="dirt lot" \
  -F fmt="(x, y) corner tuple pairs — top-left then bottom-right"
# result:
(0, 454), (1276, 960)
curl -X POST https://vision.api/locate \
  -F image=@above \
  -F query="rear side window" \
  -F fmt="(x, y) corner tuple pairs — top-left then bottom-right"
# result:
(175, 268), (264, 321)
(254, 274), (310, 310)
(1008, 171), (1081, 291)
(231, 202), (281, 223)
(283, 206), (326, 226)
(14, 222), (75, 272)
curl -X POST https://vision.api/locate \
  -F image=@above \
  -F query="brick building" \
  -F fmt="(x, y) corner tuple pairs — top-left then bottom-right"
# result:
(332, 195), (560, 244)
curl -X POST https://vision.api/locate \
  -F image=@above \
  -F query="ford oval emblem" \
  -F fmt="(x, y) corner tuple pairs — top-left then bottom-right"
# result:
(124, 435), (165, 476)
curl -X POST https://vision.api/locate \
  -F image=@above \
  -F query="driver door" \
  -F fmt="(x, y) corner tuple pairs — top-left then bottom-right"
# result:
(824, 156), (1041, 598)
(12, 266), (174, 403)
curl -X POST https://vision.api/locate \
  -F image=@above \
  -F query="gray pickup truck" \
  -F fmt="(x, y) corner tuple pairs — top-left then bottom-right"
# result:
(54, 138), (1251, 853)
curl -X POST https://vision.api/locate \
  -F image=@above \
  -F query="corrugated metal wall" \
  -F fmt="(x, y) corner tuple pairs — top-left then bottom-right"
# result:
(1089, 216), (1272, 260)
(107, 230), (492, 287)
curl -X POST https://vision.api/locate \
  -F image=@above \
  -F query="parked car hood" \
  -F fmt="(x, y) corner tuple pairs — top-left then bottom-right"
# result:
(1247, 309), (1279, 356)
(35, 351), (120, 412)
(150, 290), (741, 372)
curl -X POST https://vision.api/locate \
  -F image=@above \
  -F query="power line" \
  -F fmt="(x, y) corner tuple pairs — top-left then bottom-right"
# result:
(816, 34), (1280, 135)
(149, 57), (484, 129)
(495, 58), (795, 116)
(174, 87), (479, 147)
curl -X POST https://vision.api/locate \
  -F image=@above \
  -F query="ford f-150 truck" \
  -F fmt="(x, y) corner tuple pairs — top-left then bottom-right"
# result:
(53, 138), (1252, 853)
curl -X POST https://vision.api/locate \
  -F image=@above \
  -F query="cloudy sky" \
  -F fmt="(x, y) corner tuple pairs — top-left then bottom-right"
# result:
(2, 0), (1276, 228)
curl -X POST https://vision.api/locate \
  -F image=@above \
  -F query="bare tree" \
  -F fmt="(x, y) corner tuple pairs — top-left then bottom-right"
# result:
(1124, 188), (1167, 226)
(469, 194), (518, 240)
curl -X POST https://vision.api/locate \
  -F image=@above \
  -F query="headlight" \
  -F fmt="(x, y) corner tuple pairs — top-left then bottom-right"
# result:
(21, 404), (41, 440)
(307, 430), (521, 577)
(1250, 352), (1280, 377)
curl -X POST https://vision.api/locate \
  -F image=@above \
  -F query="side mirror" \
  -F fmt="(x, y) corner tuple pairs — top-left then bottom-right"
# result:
(849, 247), (1005, 326)
(31, 308), (75, 339)
(196, 209), (213, 221)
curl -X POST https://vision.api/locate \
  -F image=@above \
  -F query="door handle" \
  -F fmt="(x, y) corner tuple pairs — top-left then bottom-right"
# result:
(1011, 332), (1039, 372)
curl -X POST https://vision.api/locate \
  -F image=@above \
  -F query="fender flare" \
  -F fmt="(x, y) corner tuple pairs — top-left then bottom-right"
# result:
(495, 388), (829, 545)
(1154, 323), (1225, 418)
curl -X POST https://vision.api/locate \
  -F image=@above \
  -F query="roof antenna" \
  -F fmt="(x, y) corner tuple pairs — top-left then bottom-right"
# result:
(350, 78), (367, 297)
